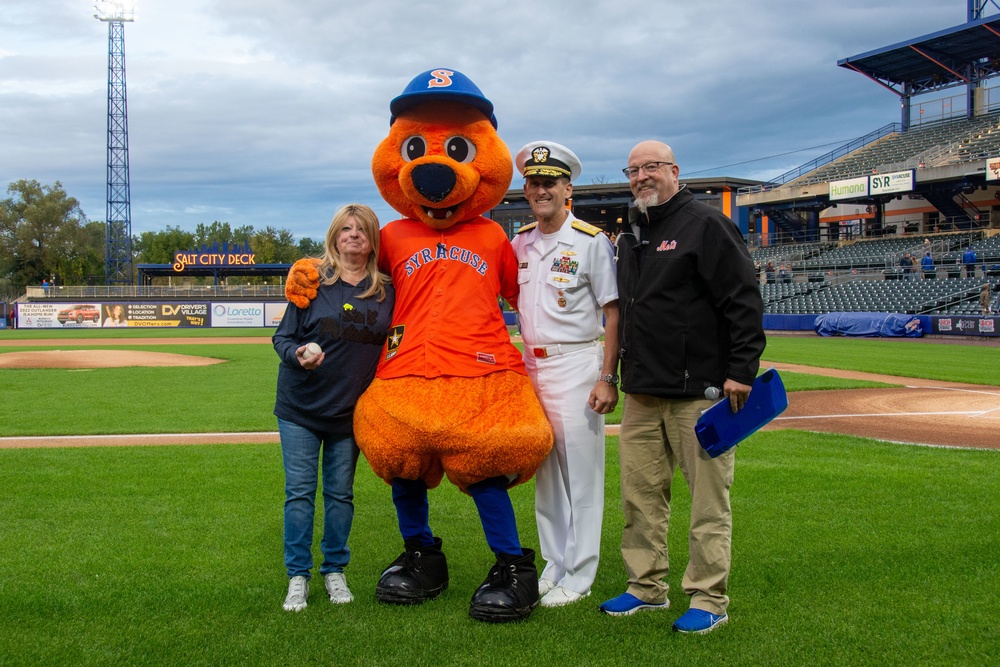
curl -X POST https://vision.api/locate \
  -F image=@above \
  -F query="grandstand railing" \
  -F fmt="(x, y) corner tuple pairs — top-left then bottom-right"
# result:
(22, 285), (286, 301)
(738, 95), (1000, 198)
(911, 89), (1000, 127)
(914, 286), (984, 315)
(745, 214), (993, 249)
(737, 123), (901, 195)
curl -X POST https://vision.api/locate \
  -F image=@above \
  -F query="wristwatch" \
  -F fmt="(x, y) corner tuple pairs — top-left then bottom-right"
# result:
(599, 373), (619, 387)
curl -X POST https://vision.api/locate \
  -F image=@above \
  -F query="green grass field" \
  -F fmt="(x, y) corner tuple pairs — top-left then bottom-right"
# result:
(0, 330), (988, 435)
(1, 434), (996, 666)
(1, 330), (998, 665)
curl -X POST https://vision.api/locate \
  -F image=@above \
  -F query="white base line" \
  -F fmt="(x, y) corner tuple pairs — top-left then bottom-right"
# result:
(912, 386), (1000, 397)
(775, 412), (982, 420)
(0, 432), (280, 443)
(786, 430), (1000, 453)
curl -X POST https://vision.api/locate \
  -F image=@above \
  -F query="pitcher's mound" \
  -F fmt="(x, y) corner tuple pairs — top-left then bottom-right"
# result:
(0, 350), (225, 369)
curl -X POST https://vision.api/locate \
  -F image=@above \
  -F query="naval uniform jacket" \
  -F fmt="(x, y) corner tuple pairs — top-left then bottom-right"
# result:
(511, 212), (618, 348)
(615, 186), (765, 398)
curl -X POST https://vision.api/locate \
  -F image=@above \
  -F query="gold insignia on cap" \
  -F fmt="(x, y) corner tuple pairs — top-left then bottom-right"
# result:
(532, 146), (550, 164)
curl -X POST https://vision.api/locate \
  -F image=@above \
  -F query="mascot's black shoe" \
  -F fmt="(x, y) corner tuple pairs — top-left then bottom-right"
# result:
(468, 548), (539, 623)
(375, 537), (449, 605)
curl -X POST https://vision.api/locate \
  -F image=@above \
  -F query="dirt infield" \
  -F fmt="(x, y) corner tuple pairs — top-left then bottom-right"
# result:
(0, 349), (224, 369)
(763, 362), (1000, 450)
(0, 340), (997, 451)
(0, 337), (269, 347)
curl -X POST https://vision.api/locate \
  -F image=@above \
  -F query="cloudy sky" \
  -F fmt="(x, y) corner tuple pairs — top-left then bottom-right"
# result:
(0, 0), (990, 241)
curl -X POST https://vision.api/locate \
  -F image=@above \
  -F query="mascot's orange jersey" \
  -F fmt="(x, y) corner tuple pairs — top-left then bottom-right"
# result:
(377, 215), (524, 379)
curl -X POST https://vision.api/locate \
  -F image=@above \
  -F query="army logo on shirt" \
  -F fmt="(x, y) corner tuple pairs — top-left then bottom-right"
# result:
(385, 324), (405, 360)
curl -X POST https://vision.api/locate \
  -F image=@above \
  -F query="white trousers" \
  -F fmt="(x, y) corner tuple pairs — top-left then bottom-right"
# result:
(525, 343), (605, 594)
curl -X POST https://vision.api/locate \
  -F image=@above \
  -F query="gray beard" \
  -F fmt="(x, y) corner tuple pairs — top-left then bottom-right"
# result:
(635, 192), (659, 214)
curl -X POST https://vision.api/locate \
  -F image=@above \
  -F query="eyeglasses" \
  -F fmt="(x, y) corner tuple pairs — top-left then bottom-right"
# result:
(622, 161), (673, 178)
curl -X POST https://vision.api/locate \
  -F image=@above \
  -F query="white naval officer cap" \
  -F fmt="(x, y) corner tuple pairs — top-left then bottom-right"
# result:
(515, 141), (582, 182)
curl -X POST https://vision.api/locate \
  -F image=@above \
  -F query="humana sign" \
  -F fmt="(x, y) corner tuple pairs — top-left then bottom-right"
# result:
(829, 176), (869, 201)
(172, 242), (256, 272)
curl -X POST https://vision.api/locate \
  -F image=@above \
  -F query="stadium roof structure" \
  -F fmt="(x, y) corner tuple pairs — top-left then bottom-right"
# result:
(838, 14), (1000, 98)
(136, 263), (292, 285)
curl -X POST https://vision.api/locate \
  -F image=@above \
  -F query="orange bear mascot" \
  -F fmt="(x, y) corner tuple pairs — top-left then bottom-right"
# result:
(286, 69), (553, 622)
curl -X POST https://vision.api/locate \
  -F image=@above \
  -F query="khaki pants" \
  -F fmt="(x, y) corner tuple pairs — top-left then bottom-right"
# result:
(618, 393), (735, 615)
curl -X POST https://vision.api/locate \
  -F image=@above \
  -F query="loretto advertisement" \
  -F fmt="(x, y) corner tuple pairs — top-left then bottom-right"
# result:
(13, 302), (289, 329)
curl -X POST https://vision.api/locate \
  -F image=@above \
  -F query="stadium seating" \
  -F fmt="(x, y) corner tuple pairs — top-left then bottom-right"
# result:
(753, 224), (1000, 318)
(762, 276), (990, 315)
(963, 234), (1000, 265)
(788, 112), (1000, 187)
(765, 231), (986, 273)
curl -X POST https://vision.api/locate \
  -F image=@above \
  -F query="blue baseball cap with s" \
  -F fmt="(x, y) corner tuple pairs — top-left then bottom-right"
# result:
(389, 68), (498, 129)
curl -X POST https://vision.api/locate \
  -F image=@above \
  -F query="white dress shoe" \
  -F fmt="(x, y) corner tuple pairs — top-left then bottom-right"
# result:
(538, 578), (558, 597)
(539, 585), (590, 608)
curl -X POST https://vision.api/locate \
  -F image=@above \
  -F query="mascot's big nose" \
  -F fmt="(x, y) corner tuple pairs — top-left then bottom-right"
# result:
(411, 163), (457, 203)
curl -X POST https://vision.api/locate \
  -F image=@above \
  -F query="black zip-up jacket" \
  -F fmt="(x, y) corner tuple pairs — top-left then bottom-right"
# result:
(616, 186), (765, 397)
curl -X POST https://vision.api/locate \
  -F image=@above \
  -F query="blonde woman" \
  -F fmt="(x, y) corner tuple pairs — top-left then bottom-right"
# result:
(272, 204), (394, 611)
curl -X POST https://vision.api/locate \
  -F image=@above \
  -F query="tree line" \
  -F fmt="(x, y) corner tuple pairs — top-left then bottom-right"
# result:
(1, 180), (324, 299)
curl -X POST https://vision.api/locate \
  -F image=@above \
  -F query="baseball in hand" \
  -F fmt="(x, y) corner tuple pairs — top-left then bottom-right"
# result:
(303, 342), (322, 359)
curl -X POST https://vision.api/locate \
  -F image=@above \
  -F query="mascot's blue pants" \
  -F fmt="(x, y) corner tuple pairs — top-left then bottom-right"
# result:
(391, 476), (522, 556)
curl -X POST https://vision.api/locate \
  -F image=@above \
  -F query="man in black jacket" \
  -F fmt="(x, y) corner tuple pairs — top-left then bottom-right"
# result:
(598, 140), (765, 634)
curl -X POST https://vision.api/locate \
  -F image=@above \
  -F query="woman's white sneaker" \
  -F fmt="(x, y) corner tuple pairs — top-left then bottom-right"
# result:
(283, 576), (309, 612)
(325, 572), (354, 604)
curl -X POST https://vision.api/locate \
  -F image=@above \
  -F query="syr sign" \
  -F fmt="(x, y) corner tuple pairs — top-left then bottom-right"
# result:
(869, 170), (913, 196)
(830, 170), (914, 201)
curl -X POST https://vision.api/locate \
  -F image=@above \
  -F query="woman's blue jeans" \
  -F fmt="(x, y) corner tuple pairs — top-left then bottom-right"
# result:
(278, 418), (360, 578)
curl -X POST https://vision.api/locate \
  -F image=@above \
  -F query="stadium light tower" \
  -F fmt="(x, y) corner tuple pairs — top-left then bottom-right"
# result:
(968, 1), (1000, 118)
(94, 1), (136, 285)
(969, 1), (1000, 21)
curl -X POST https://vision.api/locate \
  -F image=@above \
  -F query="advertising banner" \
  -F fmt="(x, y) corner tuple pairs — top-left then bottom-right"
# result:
(17, 303), (100, 328)
(124, 303), (210, 327)
(869, 170), (913, 196)
(829, 176), (869, 201)
(932, 316), (998, 336)
(14, 300), (283, 328)
(986, 157), (1000, 181)
(211, 302), (265, 327)
(265, 302), (288, 328)
(14, 302), (213, 328)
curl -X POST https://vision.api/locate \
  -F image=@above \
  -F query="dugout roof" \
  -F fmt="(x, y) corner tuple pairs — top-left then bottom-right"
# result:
(838, 15), (1000, 96)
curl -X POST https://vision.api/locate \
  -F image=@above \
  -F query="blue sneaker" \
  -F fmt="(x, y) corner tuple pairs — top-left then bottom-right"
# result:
(598, 592), (669, 616)
(672, 608), (729, 634)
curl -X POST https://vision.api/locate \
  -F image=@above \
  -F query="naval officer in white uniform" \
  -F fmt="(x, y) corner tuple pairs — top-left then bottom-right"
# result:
(511, 141), (620, 607)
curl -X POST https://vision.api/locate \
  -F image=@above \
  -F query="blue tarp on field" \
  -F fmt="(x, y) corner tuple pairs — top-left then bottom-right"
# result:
(814, 312), (923, 337)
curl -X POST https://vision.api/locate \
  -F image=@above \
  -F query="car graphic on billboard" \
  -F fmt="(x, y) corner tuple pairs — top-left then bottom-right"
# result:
(57, 304), (101, 325)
